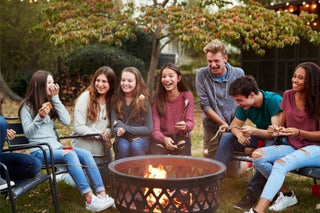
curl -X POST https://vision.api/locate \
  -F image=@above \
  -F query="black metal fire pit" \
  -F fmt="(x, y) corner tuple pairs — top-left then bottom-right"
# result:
(108, 155), (225, 213)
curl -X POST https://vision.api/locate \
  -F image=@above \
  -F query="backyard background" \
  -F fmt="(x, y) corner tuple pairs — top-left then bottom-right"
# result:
(0, 98), (319, 213)
(1, 0), (320, 212)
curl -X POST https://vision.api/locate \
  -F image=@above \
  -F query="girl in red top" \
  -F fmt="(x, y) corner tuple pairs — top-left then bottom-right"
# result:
(150, 64), (194, 155)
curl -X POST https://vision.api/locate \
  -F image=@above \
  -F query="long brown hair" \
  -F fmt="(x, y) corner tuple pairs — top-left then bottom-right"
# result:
(87, 66), (116, 122)
(153, 63), (189, 117)
(112, 67), (150, 122)
(18, 70), (58, 120)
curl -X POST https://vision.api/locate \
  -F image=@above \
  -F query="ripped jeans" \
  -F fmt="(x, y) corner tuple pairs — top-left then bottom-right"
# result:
(253, 145), (320, 201)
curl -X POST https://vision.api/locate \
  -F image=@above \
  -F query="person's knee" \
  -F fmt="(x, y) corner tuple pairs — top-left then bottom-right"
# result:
(218, 133), (234, 148)
(252, 148), (264, 160)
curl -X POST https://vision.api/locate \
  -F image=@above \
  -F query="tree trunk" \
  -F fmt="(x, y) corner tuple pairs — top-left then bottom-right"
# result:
(147, 38), (161, 95)
(0, 70), (22, 102)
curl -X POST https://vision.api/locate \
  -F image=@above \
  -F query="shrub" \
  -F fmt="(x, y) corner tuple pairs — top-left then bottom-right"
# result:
(64, 44), (147, 78)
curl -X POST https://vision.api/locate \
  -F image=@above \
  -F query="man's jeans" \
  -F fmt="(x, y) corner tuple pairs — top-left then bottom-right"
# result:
(214, 133), (275, 198)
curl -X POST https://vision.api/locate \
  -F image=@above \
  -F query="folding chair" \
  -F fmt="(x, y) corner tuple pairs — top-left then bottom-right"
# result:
(1, 118), (60, 213)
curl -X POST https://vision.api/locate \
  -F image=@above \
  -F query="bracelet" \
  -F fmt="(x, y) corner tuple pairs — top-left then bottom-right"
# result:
(297, 129), (300, 136)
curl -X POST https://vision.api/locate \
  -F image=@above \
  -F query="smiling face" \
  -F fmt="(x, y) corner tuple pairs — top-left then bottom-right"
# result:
(120, 71), (137, 96)
(233, 92), (255, 110)
(291, 67), (306, 92)
(161, 67), (181, 92)
(206, 51), (228, 76)
(46, 75), (54, 96)
(94, 74), (110, 96)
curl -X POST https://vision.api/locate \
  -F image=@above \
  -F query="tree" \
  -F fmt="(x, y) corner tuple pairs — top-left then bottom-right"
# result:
(0, 0), (63, 99)
(39, 0), (320, 92)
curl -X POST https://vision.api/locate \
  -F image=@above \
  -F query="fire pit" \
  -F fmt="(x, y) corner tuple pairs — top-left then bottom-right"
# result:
(108, 155), (226, 213)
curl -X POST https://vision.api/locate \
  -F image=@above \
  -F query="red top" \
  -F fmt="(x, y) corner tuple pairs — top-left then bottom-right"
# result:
(281, 89), (319, 149)
(151, 91), (194, 144)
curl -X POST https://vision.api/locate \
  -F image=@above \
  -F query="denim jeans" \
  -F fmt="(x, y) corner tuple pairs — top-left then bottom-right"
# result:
(1, 116), (42, 180)
(214, 132), (275, 198)
(254, 145), (320, 201)
(32, 146), (105, 195)
(0, 116), (6, 151)
(1, 152), (42, 180)
(114, 137), (150, 160)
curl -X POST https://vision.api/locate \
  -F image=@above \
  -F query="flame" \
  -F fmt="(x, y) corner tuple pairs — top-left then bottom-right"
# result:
(144, 165), (193, 212)
(144, 165), (168, 212)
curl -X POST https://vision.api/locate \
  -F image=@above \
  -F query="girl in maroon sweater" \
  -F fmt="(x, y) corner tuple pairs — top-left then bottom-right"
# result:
(150, 64), (194, 155)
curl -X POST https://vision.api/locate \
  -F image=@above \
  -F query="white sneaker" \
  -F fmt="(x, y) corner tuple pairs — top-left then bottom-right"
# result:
(97, 194), (116, 209)
(0, 177), (15, 190)
(269, 191), (297, 211)
(86, 194), (113, 212)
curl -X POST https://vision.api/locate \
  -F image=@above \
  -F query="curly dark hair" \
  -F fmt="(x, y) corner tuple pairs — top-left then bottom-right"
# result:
(295, 62), (320, 117)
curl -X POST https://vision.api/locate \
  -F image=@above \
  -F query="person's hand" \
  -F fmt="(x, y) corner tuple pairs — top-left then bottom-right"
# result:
(279, 127), (298, 137)
(163, 137), (177, 151)
(175, 121), (186, 131)
(6, 129), (16, 140)
(117, 127), (125, 137)
(48, 83), (60, 97)
(241, 126), (255, 137)
(101, 130), (112, 149)
(267, 125), (285, 137)
(39, 103), (51, 118)
(236, 131), (251, 145)
(219, 124), (229, 133)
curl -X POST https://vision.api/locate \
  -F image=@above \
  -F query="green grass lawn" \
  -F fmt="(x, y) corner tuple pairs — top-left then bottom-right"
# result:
(1, 100), (319, 212)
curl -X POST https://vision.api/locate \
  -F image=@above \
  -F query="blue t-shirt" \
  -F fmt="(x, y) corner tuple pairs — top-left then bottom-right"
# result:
(235, 90), (282, 129)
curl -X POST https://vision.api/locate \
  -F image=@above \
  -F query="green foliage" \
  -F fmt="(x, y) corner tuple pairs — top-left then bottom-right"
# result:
(0, 0), (63, 85)
(64, 44), (147, 77)
(7, 72), (33, 98)
(122, 28), (153, 70)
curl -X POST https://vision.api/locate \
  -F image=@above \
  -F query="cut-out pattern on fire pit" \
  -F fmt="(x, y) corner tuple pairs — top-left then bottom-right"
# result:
(108, 155), (225, 213)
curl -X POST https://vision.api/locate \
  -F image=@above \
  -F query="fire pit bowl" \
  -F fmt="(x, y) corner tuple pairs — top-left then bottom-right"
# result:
(108, 155), (226, 213)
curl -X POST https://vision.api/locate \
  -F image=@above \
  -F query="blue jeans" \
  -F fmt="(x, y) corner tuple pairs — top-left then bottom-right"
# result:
(254, 145), (320, 201)
(114, 137), (150, 160)
(32, 147), (105, 195)
(0, 116), (42, 180)
(0, 116), (6, 151)
(214, 133), (275, 198)
(1, 152), (42, 180)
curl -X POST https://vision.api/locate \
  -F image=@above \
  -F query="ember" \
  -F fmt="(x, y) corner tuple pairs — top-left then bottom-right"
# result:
(108, 155), (225, 213)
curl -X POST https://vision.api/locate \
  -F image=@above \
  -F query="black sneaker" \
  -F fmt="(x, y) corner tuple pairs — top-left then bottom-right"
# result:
(233, 190), (257, 211)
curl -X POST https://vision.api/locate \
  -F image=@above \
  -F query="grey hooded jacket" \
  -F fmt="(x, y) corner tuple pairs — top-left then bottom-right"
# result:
(195, 62), (244, 126)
